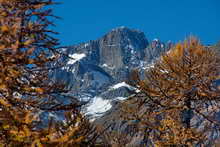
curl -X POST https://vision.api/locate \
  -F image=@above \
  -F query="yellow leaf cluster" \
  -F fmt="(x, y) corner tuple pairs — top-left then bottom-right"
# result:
(1, 25), (9, 32)
(0, 45), (5, 50)
(35, 87), (44, 93)
(0, 84), (7, 90)
(24, 39), (34, 46)
(0, 99), (11, 107)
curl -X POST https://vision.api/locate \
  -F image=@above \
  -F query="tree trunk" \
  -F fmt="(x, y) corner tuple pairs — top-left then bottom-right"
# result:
(185, 98), (192, 129)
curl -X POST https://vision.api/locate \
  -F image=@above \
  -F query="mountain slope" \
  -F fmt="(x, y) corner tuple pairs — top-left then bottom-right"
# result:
(51, 27), (171, 118)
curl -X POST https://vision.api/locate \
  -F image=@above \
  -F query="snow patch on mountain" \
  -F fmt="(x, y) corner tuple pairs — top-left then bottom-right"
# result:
(142, 62), (155, 70)
(86, 97), (112, 120)
(84, 43), (89, 48)
(153, 38), (159, 42)
(111, 82), (132, 89)
(110, 82), (140, 93)
(102, 64), (108, 67)
(116, 97), (128, 101)
(101, 63), (115, 70)
(67, 53), (86, 64)
(127, 44), (135, 50)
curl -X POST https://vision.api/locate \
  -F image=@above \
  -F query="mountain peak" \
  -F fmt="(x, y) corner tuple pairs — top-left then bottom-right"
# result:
(99, 27), (149, 69)
(153, 38), (160, 42)
(101, 26), (148, 47)
(110, 26), (143, 34)
(52, 27), (173, 121)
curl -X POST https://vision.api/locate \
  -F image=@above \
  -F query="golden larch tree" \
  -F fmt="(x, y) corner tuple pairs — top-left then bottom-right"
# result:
(123, 38), (220, 146)
(0, 0), (96, 146)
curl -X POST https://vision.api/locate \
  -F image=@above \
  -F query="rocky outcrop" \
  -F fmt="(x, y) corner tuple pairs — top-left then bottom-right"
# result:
(51, 27), (171, 118)
(99, 27), (148, 69)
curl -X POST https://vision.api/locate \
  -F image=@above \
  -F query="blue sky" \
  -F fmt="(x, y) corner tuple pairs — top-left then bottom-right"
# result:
(53, 0), (219, 46)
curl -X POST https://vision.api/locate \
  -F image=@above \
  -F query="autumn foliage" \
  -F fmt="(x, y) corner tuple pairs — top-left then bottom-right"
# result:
(0, 0), (95, 146)
(1, 0), (220, 146)
(123, 38), (220, 146)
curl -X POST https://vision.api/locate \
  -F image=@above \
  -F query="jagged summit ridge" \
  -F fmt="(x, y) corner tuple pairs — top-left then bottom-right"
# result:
(51, 27), (171, 119)
(99, 27), (148, 70)
(111, 26), (143, 33)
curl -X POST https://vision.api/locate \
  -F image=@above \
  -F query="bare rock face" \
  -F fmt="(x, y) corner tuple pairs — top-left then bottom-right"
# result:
(51, 27), (171, 118)
(144, 39), (173, 63)
(99, 27), (148, 69)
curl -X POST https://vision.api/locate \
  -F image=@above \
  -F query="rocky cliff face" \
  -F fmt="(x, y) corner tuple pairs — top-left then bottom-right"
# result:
(99, 27), (148, 70)
(51, 27), (171, 119)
